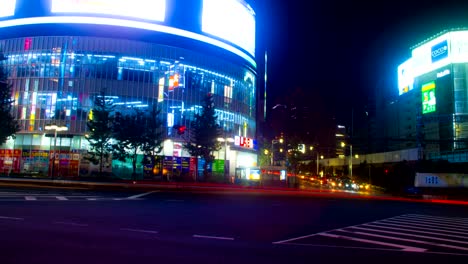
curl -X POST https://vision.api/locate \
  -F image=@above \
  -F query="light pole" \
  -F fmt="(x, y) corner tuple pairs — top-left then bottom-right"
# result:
(217, 137), (234, 183)
(350, 144), (353, 180)
(45, 124), (68, 179)
(271, 138), (283, 166)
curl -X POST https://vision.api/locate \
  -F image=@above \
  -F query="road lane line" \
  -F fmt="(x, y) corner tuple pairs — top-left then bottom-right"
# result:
(126, 190), (160, 200)
(373, 221), (468, 236)
(54, 221), (88, 227)
(337, 229), (468, 251)
(193, 234), (234, 241)
(363, 223), (468, 240)
(348, 226), (468, 245)
(24, 196), (36, 200)
(317, 232), (427, 252)
(120, 228), (159, 234)
(0, 216), (24, 220)
(399, 214), (468, 225)
(393, 216), (468, 228)
(56, 196), (68, 201)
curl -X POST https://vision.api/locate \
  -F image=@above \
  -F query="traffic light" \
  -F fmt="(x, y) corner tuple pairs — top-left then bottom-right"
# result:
(173, 125), (186, 135)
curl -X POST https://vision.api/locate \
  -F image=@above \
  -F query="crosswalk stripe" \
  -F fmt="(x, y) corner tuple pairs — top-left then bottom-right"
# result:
(406, 214), (468, 223)
(348, 226), (468, 245)
(363, 223), (468, 240)
(393, 215), (468, 227)
(372, 221), (468, 236)
(380, 219), (468, 233)
(401, 214), (468, 225)
(24, 196), (36, 200)
(56, 196), (68, 200)
(317, 232), (427, 252)
(335, 229), (468, 251)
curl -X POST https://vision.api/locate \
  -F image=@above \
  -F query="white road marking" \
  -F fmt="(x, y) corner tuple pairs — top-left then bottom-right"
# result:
(372, 221), (468, 236)
(54, 221), (88, 227)
(193, 234), (235, 241)
(400, 214), (468, 225)
(337, 229), (468, 251)
(56, 196), (68, 201)
(120, 228), (159, 234)
(276, 242), (468, 256)
(273, 233), (320, 244)
(126, 190), (160, 200)
(317, 232), (427, 252)
(363, 223), (468, 240)
(24, 196), (36, 200)
(0, 216), (24, 220)
(346, 227), (468, 248)
(406, 214), (468, 223)
(392, 216), (468, 229)
(381, 219), (468, 232)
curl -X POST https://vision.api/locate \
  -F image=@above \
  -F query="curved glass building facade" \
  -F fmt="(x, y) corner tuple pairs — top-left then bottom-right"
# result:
(0, 0), (258, 178)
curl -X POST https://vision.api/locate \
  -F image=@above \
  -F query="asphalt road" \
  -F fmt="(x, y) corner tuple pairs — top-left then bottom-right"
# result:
(0, 186), (467, 264)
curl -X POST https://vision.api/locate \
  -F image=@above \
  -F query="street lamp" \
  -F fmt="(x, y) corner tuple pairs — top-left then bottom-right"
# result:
(271, 138), (284, 166)
(45, 124), (68, 179)
(217, 137), (234, 183)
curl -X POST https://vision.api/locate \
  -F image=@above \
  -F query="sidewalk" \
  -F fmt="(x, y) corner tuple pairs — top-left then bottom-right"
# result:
(0, 176), (467, 205)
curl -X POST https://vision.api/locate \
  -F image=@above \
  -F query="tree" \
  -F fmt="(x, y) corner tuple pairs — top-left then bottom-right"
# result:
(86, 90), (115, 177)
(286, 136), (302, 177)
(112, 109), (146, 179)
(0, 52), (19, 145)
(258, 139), (272, 167)
(184, 93), (221, 180)
(140, 105), (164, 175)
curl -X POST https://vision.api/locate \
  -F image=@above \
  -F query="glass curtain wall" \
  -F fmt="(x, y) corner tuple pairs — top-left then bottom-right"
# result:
(1, 36), (256, 151)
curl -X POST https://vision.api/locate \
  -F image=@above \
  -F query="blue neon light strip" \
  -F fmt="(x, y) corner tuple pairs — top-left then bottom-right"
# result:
(0, 16), (256, 68)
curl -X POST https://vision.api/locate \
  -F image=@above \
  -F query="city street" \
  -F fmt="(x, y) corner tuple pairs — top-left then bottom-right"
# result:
(0, 186), (467, 263)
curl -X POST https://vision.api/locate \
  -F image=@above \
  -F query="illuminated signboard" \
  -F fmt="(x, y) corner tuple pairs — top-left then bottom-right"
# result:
(202, 0), (256, 57)
(431, 40), (449, 63)
(51, 0), (166, 22)
(0, 0), (16, 18)
(411, 33), (450, 78)
(422, 81), (436, 114)
(398, 58), (414, 95)
(234, 136), (256, 149)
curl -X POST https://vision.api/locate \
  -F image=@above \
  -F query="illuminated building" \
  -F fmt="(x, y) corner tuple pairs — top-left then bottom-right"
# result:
(0, 0), (258, 178)
(393, 29), (468, 159)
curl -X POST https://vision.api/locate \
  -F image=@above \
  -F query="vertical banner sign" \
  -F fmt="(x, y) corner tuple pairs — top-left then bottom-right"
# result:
(422, 81), (436, 114)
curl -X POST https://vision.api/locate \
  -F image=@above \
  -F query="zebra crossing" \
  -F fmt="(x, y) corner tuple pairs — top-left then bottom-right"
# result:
(274, 214), (468, 255)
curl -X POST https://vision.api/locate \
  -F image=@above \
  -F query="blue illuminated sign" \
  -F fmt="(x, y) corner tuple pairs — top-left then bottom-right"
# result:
(431, 40), (448, 63)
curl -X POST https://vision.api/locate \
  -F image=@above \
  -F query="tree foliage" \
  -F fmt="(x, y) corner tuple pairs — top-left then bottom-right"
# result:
(112, 106), (163, 179)
(86, 90), (114, 176)
(0, 53), (19, 145)
(285, 136), (302, 176)
(184, 93), (221, 178)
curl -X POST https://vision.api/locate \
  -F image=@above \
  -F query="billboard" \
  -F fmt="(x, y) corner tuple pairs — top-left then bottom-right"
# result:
(422, 81), (436, 114)
(202, 0), (256, 57)
(397, 58), (414, 95)
(0, 0), (257, 67)
(51, 0), (166, 22)
(0, 0), (16, 18)
(431, 39), (449, 63)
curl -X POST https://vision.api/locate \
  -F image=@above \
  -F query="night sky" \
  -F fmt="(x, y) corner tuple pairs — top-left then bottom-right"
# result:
(251, 0), (468, 130)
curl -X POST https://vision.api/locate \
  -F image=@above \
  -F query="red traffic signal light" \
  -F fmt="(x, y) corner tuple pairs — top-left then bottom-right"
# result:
(173, 125), (186, 135)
